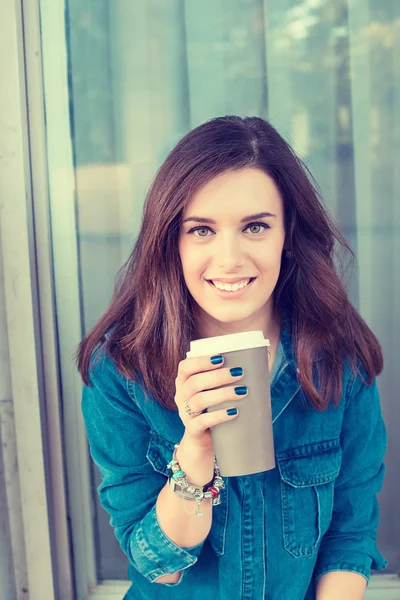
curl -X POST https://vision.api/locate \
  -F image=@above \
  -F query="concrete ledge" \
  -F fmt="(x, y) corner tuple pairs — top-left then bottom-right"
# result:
(86, 575), (400, 600)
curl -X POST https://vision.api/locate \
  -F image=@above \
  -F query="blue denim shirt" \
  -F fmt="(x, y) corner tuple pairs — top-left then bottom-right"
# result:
(81, 322), (387, 599)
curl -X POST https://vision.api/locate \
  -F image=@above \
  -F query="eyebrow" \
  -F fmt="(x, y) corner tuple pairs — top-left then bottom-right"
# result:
(182, 212), (277, 225)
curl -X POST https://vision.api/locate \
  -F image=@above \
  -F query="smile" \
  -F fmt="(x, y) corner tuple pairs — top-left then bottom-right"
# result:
(207, 278), (256, 296)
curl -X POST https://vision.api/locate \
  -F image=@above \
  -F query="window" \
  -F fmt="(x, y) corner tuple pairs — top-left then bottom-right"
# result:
(37, 0), (399, 595)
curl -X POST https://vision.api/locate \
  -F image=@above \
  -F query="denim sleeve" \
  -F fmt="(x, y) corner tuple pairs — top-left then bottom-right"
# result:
(314, 373), (388, 585)
(81, 351), (205, 585)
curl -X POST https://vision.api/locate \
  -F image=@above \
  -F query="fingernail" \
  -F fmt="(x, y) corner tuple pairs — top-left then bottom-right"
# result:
(227, 408), (238, 416)
(234, 386), (247, 395)
(211, 355), (223, 365)
(230, 367), (243, 377)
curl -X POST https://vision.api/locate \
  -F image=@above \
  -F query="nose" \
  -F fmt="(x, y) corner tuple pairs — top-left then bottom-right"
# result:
(216, 234), (246, 270)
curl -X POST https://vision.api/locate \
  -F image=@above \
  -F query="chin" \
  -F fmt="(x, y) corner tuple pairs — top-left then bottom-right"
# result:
(207, 310), (253, 324)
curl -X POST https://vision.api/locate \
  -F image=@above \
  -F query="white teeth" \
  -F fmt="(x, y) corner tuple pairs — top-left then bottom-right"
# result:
(212, 279), (251, 291)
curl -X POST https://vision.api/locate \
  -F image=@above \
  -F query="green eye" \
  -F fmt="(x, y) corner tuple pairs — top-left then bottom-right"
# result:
(187, 222), (270, 236)
(244, 222), (270, 234)
(190, 227), (211, 237)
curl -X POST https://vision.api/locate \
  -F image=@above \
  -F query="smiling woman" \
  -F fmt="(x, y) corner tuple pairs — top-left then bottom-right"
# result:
(78, 117), (380, 413)
(178, 168), (286, 341)
(76, 116), (387, 599)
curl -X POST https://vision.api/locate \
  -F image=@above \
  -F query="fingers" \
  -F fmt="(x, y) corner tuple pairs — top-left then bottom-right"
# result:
(186, 382), (248, 415)
(174, 354), (245, 437)
(185, 406), (240, 439)
(176, 363), (244, 417)
(175, 354), (226, 384)
(183, 365), (244, 401)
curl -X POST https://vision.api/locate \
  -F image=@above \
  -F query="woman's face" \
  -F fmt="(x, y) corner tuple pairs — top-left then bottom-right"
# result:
(178, 168), (286, 337)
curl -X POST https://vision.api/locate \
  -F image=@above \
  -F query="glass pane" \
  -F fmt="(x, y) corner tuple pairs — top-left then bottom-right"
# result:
(41, 0), (399, 582)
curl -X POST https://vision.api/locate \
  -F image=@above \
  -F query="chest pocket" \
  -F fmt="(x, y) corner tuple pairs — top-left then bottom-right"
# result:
(146, 431), (228, 557)
(277, 439), (342, 558)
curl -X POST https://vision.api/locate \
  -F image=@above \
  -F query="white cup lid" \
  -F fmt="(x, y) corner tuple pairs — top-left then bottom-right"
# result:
(186, 330), (270, 358)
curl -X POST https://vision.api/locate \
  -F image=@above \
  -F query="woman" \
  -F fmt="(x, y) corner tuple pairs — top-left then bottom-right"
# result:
(77, 116), (387, 599)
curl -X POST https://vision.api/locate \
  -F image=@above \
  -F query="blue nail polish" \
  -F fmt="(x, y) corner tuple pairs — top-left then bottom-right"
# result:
(227, 408), (238, 416)
(234, 386), (247, 395)
(211, 355), (223, 365)
(230, 367), (243, 377)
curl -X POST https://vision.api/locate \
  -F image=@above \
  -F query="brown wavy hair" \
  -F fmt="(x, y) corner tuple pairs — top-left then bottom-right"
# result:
(77, 116), (383, 411)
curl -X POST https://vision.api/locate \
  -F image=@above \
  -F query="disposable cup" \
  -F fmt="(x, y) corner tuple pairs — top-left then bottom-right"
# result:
(187, 331), (275, 476)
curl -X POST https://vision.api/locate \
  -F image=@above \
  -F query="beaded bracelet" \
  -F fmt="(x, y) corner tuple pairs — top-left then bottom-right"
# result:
(167, 443), (225, 516)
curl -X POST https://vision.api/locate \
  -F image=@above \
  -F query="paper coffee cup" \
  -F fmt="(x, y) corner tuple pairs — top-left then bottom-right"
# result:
(186, 331), (275, 477)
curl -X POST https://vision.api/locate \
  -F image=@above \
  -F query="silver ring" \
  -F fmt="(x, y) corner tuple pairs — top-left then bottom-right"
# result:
(184, 401), (202, 417)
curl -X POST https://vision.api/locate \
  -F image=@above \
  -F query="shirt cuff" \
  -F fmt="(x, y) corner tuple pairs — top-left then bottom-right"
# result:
(314, 548), (388, 585)
(129, 503), (205, 584)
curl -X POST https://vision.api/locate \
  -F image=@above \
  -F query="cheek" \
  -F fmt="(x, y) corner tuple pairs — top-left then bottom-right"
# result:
(255, 244), (283, 269)
(180, 248), (205, 279)
(259, 245), (280, 260)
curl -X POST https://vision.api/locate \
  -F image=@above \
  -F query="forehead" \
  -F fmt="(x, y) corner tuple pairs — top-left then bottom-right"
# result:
(183, 168), (283, 216)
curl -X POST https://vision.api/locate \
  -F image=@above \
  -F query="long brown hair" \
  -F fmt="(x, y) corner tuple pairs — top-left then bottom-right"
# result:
(77, 116), (382, 411)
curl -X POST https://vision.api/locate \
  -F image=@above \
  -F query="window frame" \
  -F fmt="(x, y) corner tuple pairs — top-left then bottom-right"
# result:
(4, 0), (96, 598)
(0, 0), (58, 597)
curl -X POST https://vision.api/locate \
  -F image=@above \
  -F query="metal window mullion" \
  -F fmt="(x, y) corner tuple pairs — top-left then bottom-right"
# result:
(38, 1), (97, 598)
(347, 0), (373, 320)
(21, 0), (77, 597)
(0, 0), (55, 598)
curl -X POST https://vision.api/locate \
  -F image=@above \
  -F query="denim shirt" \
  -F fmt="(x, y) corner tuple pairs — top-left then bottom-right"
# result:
(81, 323), (387, 600)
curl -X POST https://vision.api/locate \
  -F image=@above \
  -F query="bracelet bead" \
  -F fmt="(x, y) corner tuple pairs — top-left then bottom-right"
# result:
(167, 442), (225, 514)
(208, 486), (219, 499)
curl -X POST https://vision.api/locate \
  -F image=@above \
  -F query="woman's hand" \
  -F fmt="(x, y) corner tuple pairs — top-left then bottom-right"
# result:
(174, 354), (246, 485)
